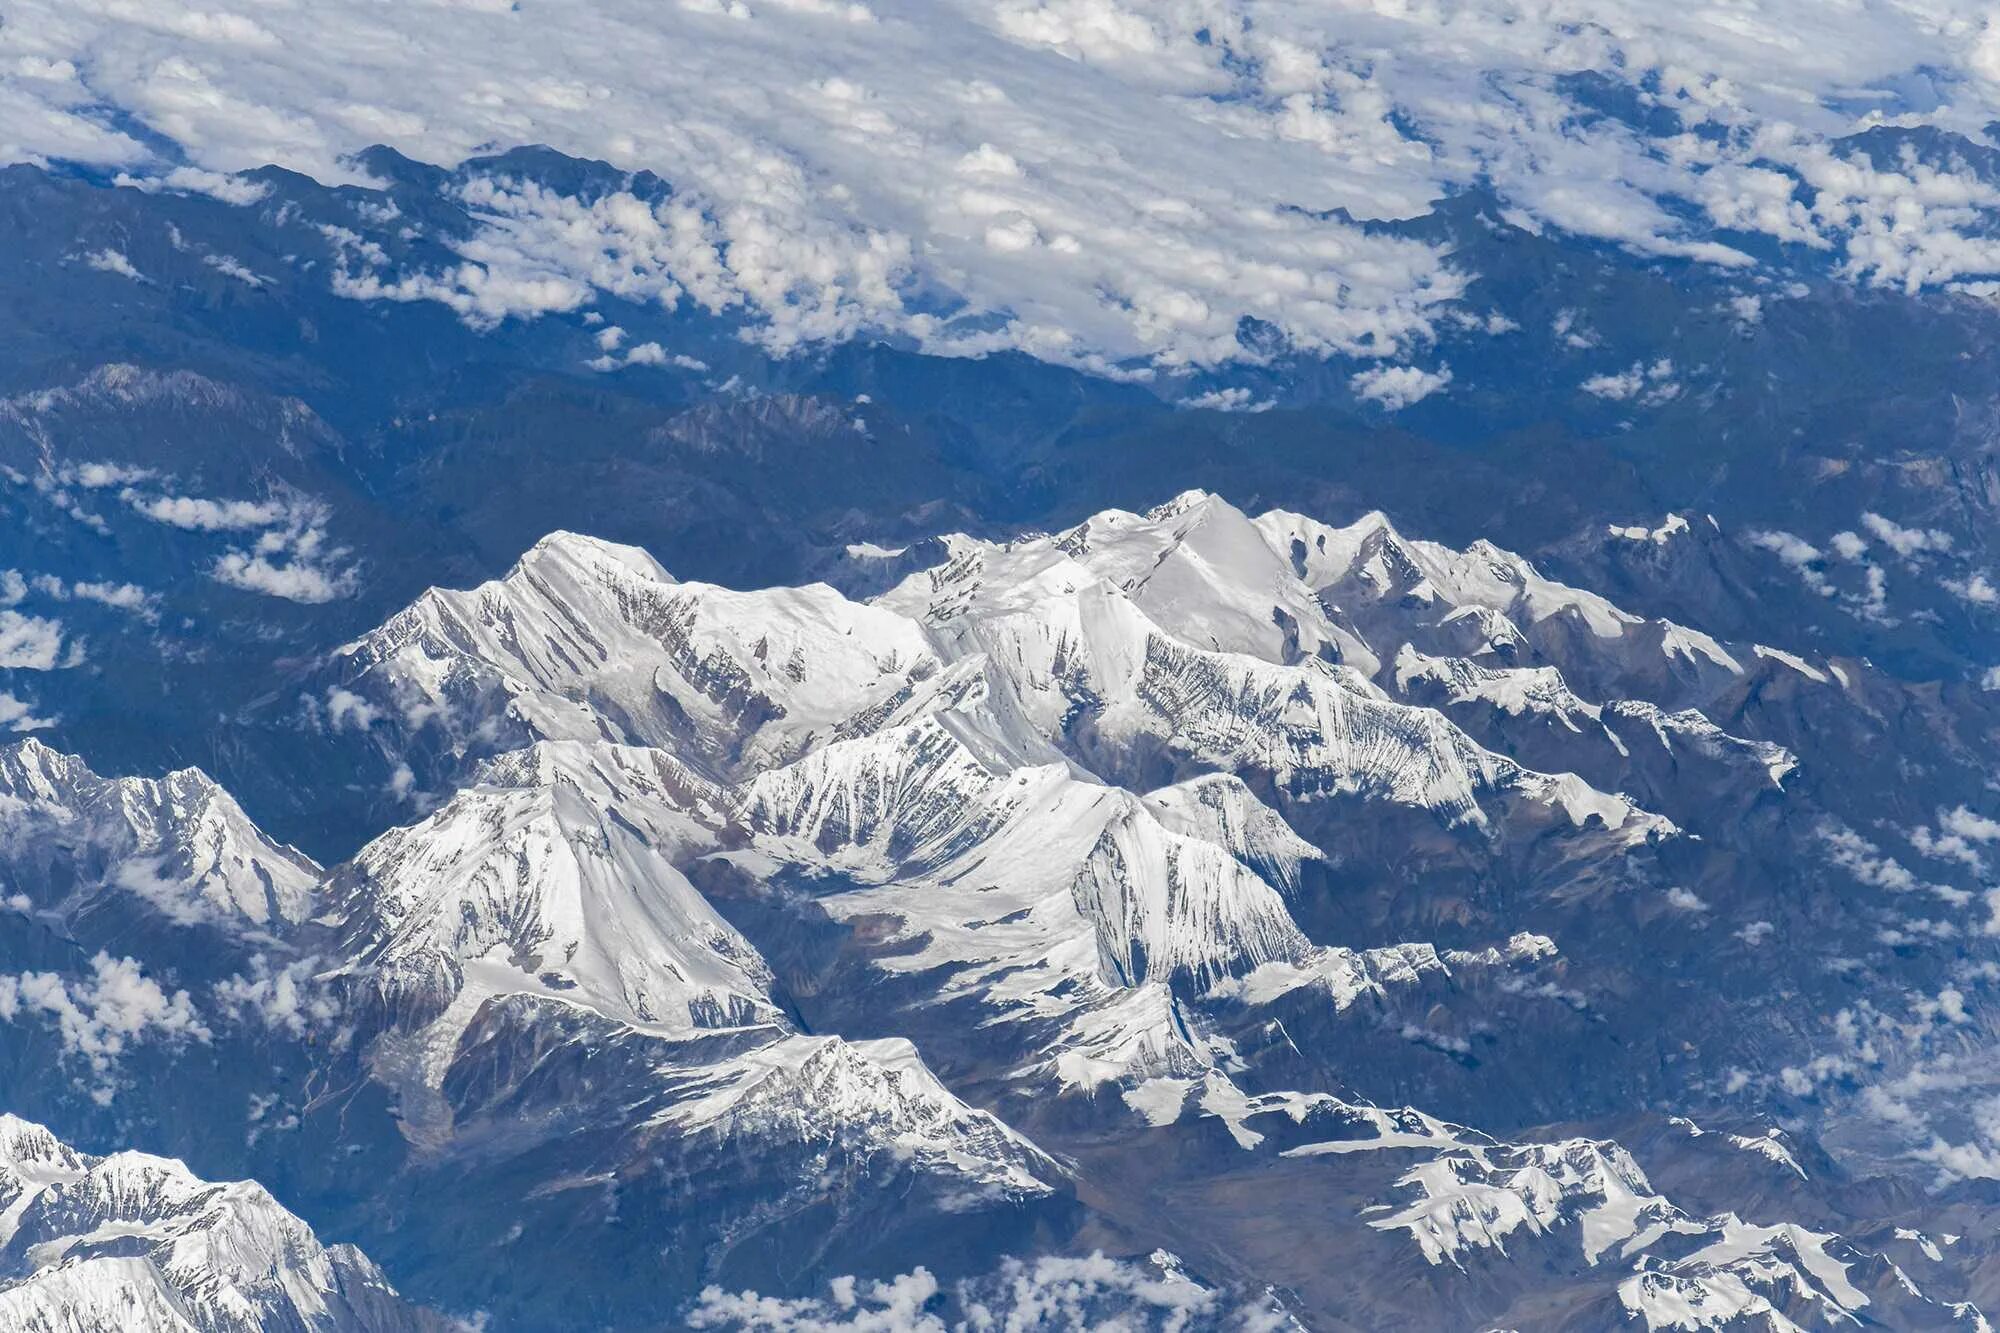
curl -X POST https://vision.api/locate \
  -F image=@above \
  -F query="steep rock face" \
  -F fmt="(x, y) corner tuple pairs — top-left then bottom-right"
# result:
(0, 739), (319, 931)
(1139, 773), (1323, 895)
(327, 532), (940, 791)
(298, 731), (1073, 1322)
(1256, 506), (1746, 709)
(1048, 490), (1377, 672)
(328, 739), (777, 1034)
(11, 487), (2000, 1331)
(1364, 1134), (1981, 1332)
(0, 1116), (444, 1333)
(868, 530), (1660, 842)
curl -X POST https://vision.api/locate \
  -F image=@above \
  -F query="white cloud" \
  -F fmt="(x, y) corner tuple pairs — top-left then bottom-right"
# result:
(0, 610), (71, 670)
(1944, 572), (1999, 606)
(9, 571), (157, 619)
(1664, 887), (1708, 913)
(124, 490), (289, 531)
(119, 487), (359, 601)
(0, 690), (54, 733)
(1180, 387), (1273, 413)
(114, 165), (272, 206)
(688, 1250), (1278, 1331)
(9, 0), (2000, 373)
(82, 248), (143, 279)
(0, 953), (210, 1104)
(67, 461), (154, 489)
(202, 252), (267, 285)
(212, 550), (356, 602)
(588, 339), (709, 373)
(213, 955), (339, 1038)
(1862, 511), (1953, 559)
(325, 687), (380, 732)
(1747, 530), (1833, 597)
(1350, 363), (1450, 411)
(1818, 821), (1969, 906)
(1581, 358), (1678, 404)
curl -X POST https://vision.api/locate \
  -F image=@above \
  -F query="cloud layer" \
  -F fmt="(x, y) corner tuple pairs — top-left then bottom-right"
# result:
(7, 2), (2000, 369)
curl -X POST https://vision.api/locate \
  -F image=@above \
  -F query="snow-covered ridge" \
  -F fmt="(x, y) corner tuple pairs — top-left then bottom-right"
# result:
(0, 1114), (444, 1332)
(0, 738), (319, 930)
(318, 732), (1070, 1211)
(330, 738), (779, 1036)
(1367, 1131), (1983, 1331)
(329, 529), (940, 784)
(333, 492), (1682, 847)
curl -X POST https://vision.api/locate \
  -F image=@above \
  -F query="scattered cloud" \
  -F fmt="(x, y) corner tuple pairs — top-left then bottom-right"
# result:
(1862, 512), (1953, 559)
(213, 955), (340, 1038)
(1664, 887), (1708, 913)
(82, 247), (143, 279)
(114, 165), (272, 206)
(1944, 572), (2000, 606)
(0, 610), (75, 670)
(121, 487), (359, 602)
(123, 491), (289, 531)
(1350, 363), (1451, 411)
(1180, 386), (1273, 413)
(1817, 821), (1969, 906)
(1747, 529), (1834, 598)
(0, 953), (211, 1104)
(0, 690), (55, 733)
(1580, 358), (1679, 405)
(688, 1250), (1283, 1331)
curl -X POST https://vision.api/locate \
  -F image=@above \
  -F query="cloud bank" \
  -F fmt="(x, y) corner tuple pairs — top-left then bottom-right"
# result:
(8, 1), (2000, 369)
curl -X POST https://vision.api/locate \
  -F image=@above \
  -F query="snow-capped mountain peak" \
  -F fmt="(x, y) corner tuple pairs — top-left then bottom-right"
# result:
(0, 739), (319, 931)
(0, 1116), (444, 1332)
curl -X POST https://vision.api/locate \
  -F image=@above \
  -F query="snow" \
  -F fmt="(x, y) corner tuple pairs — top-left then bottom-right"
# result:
(1754, 644), (1831, 684)
(0, 739), (320, 930)
(0, 1115), (425, 1332)
(333, 739), (779, 1037)
(1726, 1129), (1808, 1180)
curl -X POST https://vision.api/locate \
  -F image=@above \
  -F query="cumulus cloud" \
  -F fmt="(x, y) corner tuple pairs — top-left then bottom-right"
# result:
(588, 338), (710, 373)
(9, 0), (2000, 373)
(120, 486), (359, 602)
(1350, 364), (1451, 411)
(213, 955), (340, 1038)
(0, 609), (74, 670)
(82, 247), (143, 279)
(7, 571), (158, 620)
(1818, 821), (1969, 906)
(687, 1250), (1285, 1330)
(1862, 511), (1953, 559)
(1747, 530), (1833, 597)
(1911, 806), (2000, 875)
(202, 252), (267, 286)
(115, 165), (272, 206)
(0, 953), (211, 1104)
(325, 687), (381, 732)
(0, 690), (55, 733)
(1664, 887), (1708, 913)
(1943, 572), (2000, 606)
(124, 491), (290, 531)
(1580, 358), (1679, 405)
(212, 550), (356, 602)
(1180, 387), (1273, 413)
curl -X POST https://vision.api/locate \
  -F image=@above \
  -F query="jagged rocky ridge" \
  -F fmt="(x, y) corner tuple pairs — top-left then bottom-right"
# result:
(3, 491), (1999, 1328)
(0, 1115), (445, 1332)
